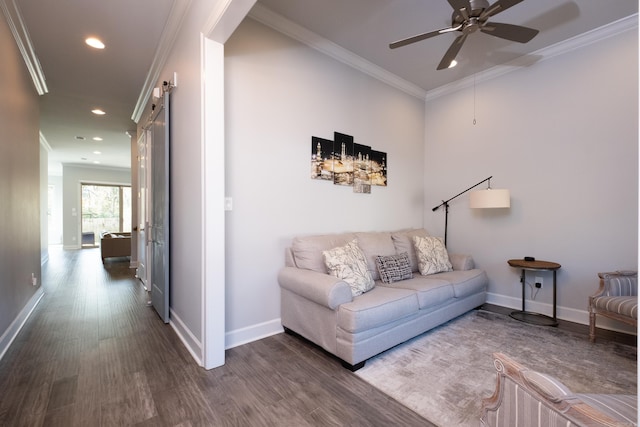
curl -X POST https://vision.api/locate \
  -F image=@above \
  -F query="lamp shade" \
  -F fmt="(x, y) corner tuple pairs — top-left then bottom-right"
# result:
(469, 189), (510, 208)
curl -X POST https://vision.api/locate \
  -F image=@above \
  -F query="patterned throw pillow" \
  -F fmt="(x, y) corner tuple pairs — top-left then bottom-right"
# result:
(375, 252), (413, 284)
(323, 239), (375, 296)
(413, 236), (452, 275)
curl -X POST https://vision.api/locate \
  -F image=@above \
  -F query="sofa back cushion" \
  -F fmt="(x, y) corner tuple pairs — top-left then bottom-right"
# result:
(291, 233), (356, 273)
(355, 232), (397, 281)
(391, 228), (430, 272)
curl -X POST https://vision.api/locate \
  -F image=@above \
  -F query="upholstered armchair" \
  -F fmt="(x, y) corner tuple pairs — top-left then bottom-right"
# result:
(588, 271), (637, 343)
(481, 352), (637, 427)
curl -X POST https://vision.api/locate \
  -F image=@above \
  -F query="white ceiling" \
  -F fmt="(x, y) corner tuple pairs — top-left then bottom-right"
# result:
(9, 0), (637, 174)
(255, 0), (637, 93)
(14, 0), (174, 174)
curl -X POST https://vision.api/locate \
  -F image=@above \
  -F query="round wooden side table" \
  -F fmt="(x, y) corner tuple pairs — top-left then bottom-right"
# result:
(507, 259), (561, 326)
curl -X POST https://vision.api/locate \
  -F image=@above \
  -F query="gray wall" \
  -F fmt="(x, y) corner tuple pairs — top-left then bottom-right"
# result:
(0, 12), (42, 347)
(224, 18), (426, 344)
(423, 24), (638, 328)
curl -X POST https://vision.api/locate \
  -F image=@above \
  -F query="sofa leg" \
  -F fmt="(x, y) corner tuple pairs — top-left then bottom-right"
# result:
(341, 360), (365, 371)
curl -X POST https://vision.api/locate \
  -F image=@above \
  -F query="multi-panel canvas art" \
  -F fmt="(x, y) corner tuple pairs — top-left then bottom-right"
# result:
(310, 136), (335, 181)
(310, 132), (387, 193)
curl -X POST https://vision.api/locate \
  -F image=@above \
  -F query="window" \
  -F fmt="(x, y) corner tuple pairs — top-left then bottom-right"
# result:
(81, 184), (132, 246)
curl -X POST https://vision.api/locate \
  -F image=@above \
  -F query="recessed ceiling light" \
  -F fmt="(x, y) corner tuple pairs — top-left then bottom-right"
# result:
(92, 137), (103, 141)
(85, 37), (105, 49)
(93, 161), (101, 164)
(91, 109), (106, 115)
(81, 157), (88, 161)
(93, 151), (101, 155)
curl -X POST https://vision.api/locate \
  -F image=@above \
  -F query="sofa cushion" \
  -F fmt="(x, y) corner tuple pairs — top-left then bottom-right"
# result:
(355, 232), (397, 281)
(323, 240), (375, 297)
(291, 233), (356, 273)
(391, 228), (430, 272)
(380, 276), (454, 309)
(375, 252), (413, 284)
(337, 286), (419, 333)
(413, 236), (452, 275)
(592, 296), (638, 319)
(430, 269), (488, 298)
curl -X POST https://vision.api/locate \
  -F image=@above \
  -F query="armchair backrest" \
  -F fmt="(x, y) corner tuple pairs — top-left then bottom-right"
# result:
(598, 271), (637, 297)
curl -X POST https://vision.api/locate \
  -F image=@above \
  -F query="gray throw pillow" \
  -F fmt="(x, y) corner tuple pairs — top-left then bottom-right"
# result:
(375, 252), (413, 284)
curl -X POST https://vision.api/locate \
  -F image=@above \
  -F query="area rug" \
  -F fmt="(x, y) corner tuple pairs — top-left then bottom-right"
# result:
(354, 310), (637, 427)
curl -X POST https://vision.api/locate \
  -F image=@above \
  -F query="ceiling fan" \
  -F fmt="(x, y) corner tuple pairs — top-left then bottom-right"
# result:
(389, 0), (539, 70)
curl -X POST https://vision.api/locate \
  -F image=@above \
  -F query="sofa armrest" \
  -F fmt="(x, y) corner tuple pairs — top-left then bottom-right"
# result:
(449, 253), (474, 271)
(278, 267), (353, 310)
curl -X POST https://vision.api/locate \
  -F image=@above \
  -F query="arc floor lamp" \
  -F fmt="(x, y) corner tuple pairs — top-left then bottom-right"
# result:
(432, 176), (510, 246)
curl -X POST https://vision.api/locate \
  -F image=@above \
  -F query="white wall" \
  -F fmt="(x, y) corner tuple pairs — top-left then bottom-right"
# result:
(224, 18), (426, 343)
(48, 175), (63, 245)
(61, 164), (131, 248)
(423, 26), (638, 327)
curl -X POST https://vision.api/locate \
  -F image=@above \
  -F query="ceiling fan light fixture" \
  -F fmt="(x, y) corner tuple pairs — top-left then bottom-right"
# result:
(85, 37), (105, 49)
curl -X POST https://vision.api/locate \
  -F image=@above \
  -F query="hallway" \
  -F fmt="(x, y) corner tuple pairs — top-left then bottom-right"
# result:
(0, 247), (428, 426)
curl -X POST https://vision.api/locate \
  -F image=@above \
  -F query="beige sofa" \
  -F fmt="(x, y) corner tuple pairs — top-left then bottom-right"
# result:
(278, 228), (488, 370)
(100, 232), (132, 263)
(481, 352), (637, 427)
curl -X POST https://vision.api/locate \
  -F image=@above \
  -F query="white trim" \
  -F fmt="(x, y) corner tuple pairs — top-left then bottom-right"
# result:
(0, 287), (44, 361)
(225, 318), (284, 350)
(0, 0), (47, 95)
(39, 132), (52, 152)
(248, 3), (426, 100)
(131, 0), (191, 123)
(425, 14), (639, 102)
(486, 292), (637, 335)
(169, 308), (204, 367)
(202, 0), (256, 43)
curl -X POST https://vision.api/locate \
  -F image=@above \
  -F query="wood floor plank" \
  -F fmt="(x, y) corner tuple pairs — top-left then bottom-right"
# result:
(7, 247), (631, 426)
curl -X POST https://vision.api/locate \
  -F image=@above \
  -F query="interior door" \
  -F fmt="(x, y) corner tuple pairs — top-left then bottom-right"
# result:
(135, 131), (149, 289)
(149, 93), (170, 323)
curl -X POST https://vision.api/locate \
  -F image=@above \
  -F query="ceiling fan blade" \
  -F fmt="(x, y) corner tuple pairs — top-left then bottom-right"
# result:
(480, 22), (539, 43)
(479, 0), (524, 20)
(437, 33), (468, 70)
(389, 25), (461, 49)
(447, 0), (471, 21)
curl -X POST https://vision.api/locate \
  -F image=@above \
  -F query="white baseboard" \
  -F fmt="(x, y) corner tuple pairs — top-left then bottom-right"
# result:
(169, 309), (204, 367)
(486, 292), (637, 335)
(0, 288), (44, 361)
(225, 318), (284, 350)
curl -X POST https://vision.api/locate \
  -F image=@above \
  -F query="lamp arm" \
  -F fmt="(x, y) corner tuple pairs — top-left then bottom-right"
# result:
(431, 176), (492, 211)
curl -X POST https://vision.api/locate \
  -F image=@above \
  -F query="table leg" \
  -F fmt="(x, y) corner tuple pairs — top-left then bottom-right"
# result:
(521, 269), (526, 312)
(553, 270), (557, 320)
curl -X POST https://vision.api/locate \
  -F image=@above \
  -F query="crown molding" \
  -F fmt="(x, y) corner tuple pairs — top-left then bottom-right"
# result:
(0, 0), (47, 95)
(248, 3), (426, 100)
(39, 131), (52, 152)
(425, 13), (639, 102)
(203, 0), (256, 43)
(131, 0), (191, 123)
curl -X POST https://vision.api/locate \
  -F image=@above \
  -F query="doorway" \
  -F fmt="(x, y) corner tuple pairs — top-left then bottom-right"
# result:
(80, 183), (132, 246)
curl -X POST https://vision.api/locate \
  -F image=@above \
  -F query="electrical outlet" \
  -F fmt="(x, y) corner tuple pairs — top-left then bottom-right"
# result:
(535, 276), (543, 289)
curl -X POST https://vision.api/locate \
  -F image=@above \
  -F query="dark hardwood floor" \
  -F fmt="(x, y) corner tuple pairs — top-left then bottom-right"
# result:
(0, 247), (431, 426)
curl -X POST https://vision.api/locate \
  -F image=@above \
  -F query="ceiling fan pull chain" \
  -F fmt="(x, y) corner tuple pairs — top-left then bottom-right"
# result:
(473, 73), (477, 125)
